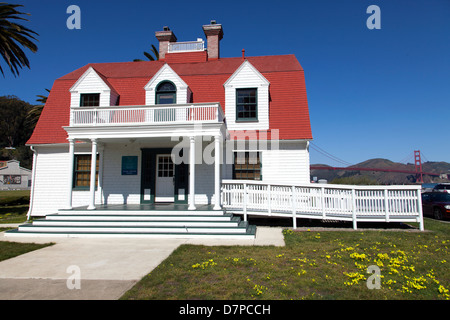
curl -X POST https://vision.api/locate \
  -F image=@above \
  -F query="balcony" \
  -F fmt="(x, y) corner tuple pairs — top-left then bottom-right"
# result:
(70, 103), (224, 127)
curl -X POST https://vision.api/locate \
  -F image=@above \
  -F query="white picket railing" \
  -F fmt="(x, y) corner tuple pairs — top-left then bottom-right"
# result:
(168, 40), (205, 53)
(221, 180), (424, 230)
(70, 103), (224, 127)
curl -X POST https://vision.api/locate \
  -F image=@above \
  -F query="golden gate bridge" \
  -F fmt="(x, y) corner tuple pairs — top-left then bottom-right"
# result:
(309, 147), (440, 183)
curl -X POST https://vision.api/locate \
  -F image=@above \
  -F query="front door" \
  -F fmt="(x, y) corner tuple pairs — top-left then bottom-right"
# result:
(155, 154), (174, 202)
(141, 148), (189, 204)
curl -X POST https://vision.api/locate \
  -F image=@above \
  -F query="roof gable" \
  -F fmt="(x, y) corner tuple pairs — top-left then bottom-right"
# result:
(144, 63), (190, 105)
(144, 63), (188, 91)
(69, 66), (117, 95)
(224, 60), (270, 87)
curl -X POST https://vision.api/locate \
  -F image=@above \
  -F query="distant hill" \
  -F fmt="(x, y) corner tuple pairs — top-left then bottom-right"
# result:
(310, 158), (450, 185)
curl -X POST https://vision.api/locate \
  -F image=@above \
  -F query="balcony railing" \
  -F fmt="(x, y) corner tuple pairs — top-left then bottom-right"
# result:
(168, 40), (205, 53)
(70, 103), (224, 127)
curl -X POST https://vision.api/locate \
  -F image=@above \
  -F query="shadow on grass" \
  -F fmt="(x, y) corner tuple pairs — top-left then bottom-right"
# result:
(242, 215), (417, 231)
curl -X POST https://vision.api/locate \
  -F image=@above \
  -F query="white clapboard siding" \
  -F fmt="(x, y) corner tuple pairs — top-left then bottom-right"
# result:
(261, 141), (310, 185)
(30, 146), (69, 216)
(30, 145), (103, 217)
(101, 143), (141, 205)
(224, 60), (270, 131)
(99, 142), (216, 206)
(29, 140), (308, 216)
(222, 140), (310, 185)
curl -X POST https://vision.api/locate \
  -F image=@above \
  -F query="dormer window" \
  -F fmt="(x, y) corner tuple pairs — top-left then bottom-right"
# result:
(224, 60), (270, 130)
(144, 64), (189, 105)
(156, 81), (176, 104)
(69, 67), (119, 108)
(80, 93), (100, 107)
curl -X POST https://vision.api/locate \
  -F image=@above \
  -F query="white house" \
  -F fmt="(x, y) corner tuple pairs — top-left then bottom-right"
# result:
(0, 160), (32, 190)
(9, 23), (311, 238)
(6, 22), (424, 238)
(25, 22), (312, 218)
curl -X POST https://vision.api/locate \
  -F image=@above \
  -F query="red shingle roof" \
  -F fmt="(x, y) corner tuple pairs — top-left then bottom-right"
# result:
(27, 54), (312, 145)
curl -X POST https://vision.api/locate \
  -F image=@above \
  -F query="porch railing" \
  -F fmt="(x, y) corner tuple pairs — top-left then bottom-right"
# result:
(70, 103), (224, 127)
(221, 180), (424, 230)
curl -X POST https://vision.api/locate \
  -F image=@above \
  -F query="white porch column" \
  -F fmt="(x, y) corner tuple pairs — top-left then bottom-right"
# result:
(66, 139), (75, 209)
(213, 135), (222, 210)
(87, 139), (97, 210)
(188, 136), (196, 210)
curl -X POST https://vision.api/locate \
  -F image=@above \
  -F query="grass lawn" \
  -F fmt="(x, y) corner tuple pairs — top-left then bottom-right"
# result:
(0, 190), (30, 223)
(0, 190), (53, 262)
(121, 218), (450, 300)
(0, 239), (53, 262)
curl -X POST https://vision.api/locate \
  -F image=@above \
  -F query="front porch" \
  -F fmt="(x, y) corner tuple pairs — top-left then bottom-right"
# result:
(61, 102), (228, 214)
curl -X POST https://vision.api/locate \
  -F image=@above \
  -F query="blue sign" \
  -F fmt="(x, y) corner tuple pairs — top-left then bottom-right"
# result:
(122, 156), (138, 175)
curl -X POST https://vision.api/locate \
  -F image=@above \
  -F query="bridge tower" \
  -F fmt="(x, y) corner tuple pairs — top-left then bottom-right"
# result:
(414, 150), (423, 183)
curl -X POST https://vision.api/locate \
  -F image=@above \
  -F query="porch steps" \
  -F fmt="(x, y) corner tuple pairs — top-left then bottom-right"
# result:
(57, 209), (227, 216)
(5, 210), (256, 239)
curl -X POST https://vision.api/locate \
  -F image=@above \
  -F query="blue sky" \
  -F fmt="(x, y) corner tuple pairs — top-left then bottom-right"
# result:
(1, 0), (449, 166)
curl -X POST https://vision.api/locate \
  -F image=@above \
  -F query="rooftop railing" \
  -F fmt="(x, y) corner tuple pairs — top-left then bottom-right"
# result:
(168, 40), (205, 53)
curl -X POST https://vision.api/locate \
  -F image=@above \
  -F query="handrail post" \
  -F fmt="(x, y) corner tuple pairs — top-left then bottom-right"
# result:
(321, 186), (326, 218)
(351, 188), (357, 230)
(417, 188), (424, 231)
(243, 183), (247, 222)
(292, 186), (297, 229)
(268, 184), (272, 216)
(93, 110), (97, 126)
(384, 189), (390, 223)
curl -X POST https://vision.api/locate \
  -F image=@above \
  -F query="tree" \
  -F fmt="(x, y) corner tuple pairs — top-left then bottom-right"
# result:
(330, 175), (379, 185)
(0, 2), (39, 76)
(0, 95), (33, 148)
(0, 95), (34, 168)
(134, 44), (159, 62)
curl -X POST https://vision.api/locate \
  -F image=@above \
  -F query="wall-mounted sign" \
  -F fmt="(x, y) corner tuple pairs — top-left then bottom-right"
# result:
(122, 156), (138, 175)
(2, 175), (21, 184)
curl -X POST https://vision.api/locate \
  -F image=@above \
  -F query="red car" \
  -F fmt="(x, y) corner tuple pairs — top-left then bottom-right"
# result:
(421, 192), (450, 220)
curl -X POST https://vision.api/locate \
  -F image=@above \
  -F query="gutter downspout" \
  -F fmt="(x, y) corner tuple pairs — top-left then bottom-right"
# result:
(26, 146), (37, 221)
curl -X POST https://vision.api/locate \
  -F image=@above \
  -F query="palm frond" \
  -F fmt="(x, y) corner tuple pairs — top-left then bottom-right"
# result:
(25, 88), (49, 128)
(0, 3), (39, 77)
(133, 43), (159, 62)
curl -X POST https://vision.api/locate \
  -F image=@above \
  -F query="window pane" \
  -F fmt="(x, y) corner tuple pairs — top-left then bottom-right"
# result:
(233, 152), (261, 180)
(157, 82), (176, 92)
(74, 154), (99, 188)
(236, 89), (257, 121)
(80, 94), (100, 107)
(157, 94), (175, 104)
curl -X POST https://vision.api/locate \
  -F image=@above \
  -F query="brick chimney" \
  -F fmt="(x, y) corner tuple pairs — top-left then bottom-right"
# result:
(155, 26), (177, 60)
(202, 21), (224, 60)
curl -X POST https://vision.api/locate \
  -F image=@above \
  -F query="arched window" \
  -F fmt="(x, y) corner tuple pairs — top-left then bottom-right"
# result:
(156, 81), (176, 104)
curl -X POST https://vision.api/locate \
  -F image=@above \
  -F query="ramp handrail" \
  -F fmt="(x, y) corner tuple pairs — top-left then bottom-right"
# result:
(221, 180), (424, 230)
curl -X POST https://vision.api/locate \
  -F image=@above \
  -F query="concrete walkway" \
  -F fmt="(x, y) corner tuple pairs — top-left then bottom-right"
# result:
(0, 226), (284, 300)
